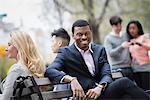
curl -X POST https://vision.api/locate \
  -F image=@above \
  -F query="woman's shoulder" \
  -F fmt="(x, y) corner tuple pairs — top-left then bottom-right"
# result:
(136, 34), (150, 42)
(8, 63), (22, 72)
(139, 34), (150, 38)
(8, 63), (31, 75)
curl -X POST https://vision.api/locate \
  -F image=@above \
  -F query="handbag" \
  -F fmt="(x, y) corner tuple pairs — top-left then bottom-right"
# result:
(11, 76), (43, 100)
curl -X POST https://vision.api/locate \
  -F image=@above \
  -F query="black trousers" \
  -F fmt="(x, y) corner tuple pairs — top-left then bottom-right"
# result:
(113, 67), (134, 81)
(99, 77), (149, 99)
(134, 72), (150, 91)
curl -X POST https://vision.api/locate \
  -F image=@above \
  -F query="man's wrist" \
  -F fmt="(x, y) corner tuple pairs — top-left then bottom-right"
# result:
(96, 83), (104, 89)
(70, 77), (77, 83)
(64, 75), (77, 82)
(96, 82), (107, 91)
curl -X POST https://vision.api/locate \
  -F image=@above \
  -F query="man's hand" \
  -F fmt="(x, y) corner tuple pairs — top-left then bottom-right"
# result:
(71, 78), (85, 100)
(129, 39), (136, 45)
(86, 86), (103, 100)
(121, 41), (130, 48)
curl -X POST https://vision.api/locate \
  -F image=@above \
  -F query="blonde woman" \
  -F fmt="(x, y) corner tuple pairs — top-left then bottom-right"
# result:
(0, 32), (45, 100)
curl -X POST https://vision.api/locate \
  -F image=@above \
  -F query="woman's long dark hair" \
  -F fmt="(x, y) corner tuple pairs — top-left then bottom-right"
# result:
(126, 20), (144, 39)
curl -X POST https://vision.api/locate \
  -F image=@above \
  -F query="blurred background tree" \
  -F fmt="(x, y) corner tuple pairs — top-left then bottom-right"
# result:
(42, 0), (150, 43)
(52, 0), (110, 44)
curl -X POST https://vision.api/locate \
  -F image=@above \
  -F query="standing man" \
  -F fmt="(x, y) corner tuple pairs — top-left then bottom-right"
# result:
(104, 16), (133, 80)
(45, 19), (149, 99)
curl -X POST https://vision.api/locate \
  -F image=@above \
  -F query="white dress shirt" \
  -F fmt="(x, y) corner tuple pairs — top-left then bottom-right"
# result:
(75, 43), (95, 76)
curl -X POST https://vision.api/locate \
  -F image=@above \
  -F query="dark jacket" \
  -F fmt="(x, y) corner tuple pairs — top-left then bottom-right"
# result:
(45, 43), (113, 92)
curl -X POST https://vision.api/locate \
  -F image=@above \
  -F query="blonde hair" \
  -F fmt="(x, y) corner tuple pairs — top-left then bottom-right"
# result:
(10, 31), (45, 77)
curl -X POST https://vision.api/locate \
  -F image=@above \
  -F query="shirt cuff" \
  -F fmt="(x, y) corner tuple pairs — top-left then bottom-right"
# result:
(60, 76), (65, 83)
(96, 82), (108, 91)
(100, 82), (108, 88)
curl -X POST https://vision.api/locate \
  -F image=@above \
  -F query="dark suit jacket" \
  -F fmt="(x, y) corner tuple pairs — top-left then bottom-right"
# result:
(45, 43), (113, 92)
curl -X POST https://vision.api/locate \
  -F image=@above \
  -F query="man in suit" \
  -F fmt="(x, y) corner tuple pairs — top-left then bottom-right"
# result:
(45, 19), (149, 99)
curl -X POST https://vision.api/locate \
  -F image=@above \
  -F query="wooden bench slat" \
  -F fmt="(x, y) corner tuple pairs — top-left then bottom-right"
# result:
(34, 78), (70, 86)
(34, 78), (52, 86)
(42, 90), (72, 99)
(31, 90), (72, 100)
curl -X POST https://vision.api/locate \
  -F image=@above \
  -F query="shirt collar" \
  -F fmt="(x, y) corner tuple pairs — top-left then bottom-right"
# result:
(74, 42), (93, 53)
(110, 30), (123, 37)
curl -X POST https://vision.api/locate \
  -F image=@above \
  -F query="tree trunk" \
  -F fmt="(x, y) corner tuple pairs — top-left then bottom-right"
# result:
(88, 19), (101, 44)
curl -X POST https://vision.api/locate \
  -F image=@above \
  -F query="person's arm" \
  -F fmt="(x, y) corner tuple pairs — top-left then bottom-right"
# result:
(130, 34), (150, 50)
(1, 69), (23, 100)
(45, 49), (66, 83)
(63, 75), (85, 99)
(86, 47), (113, 99)
(45, 48), (85, 99)
(140, 34), (150, 50)
(104, 37), (125, 57)
(99, 47), (113, 84)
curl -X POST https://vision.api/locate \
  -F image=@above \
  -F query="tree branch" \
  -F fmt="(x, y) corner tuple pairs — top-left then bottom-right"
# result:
(53, 0), (63, 26)
(53, 0), (83, 15)
(97, 0), (110, 24)
(115, 0), (123, 15)
(53, 0), (73, 14)
(80, 0), (95, 18)
(87, 0), (94, 17)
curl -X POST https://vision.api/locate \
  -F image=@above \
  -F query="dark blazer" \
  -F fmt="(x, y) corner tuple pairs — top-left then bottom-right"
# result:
(45, 43), (113, 92)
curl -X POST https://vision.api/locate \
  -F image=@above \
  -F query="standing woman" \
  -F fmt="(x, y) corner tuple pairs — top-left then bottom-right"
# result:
(126, 20), (150, 91)
(0, 32), (45, 100)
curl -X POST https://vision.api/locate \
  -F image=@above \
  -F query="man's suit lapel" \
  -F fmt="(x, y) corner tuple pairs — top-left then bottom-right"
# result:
(70, 44), (92, 76)
(91, 44), (99, 75)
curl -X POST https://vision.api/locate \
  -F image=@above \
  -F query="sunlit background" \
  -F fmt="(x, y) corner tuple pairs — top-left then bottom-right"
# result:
(0, 0), (71, 58)
(0, 0), (150, 81)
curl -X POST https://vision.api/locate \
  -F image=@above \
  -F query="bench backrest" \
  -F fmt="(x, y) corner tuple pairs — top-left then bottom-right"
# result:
(11, 76), (72, 100)
(31, 77), (72, 99)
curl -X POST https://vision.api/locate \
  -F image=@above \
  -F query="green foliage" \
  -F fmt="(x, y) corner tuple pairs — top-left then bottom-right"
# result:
(0, 57), (15, 80)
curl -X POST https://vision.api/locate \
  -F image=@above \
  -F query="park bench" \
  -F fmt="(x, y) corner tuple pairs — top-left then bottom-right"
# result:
(111, 68), (123, 80)
(11, 76), (72, 100)
(10, 70), (124, 100)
